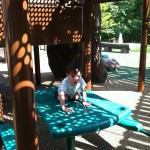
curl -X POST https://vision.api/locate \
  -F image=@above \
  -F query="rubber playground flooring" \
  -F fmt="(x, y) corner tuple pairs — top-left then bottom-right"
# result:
(103, 51), (150, 85)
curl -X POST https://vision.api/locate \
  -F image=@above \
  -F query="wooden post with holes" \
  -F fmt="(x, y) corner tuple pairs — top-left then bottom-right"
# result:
(83, 0), (92, 90)
(2, 0), (39, 149)
(0, 93), (4, 123)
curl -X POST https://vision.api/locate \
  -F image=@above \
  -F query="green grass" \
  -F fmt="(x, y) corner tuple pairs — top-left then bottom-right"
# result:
(132, 45), (150, 53)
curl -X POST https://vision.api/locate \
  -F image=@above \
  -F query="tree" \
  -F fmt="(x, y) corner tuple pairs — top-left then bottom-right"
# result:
(101, 0), (143, 43)
(91, 4), (108, 83)
(100, 3), (116, 41)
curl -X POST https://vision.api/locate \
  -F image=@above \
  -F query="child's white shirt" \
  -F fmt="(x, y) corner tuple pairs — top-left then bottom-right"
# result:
(58, 77), (86, 98)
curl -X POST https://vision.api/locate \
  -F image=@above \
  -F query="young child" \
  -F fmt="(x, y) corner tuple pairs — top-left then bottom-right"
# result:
(58, 61), (91, 113)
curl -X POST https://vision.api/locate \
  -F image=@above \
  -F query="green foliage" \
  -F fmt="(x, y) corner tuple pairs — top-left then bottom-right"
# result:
(100, 3), (116, 41)
(133, 45), (150, 53)
(100, 0), (146, 43)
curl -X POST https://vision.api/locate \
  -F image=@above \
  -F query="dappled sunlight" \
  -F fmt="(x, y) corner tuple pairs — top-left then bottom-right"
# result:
(133, 92), (150, 129)
(28, 0), (60, 31)
(92, 78), (139, 91)
(115, 88), (150, 149)
(41, 80), (60, 87)
(0, 1), (83, 46)
(27, 0), (83, 45)
(4, 113), (13, 121)
(92, 70), (150, 149)
(0, 2), (5, 45)
(126, 138), (150, 148)
(92, 91), (150, 149)
(35, 86), (131, 139)
(10, 34), (35, 93)
(108, 66), (150, 84)
(0, 126), (16, 149)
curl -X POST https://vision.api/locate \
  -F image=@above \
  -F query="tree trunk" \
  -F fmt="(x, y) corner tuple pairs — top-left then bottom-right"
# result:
(91, 4), (108, 83)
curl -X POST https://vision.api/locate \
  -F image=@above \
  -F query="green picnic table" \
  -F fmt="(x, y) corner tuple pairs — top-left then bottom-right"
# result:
(35, 86), (131, 150)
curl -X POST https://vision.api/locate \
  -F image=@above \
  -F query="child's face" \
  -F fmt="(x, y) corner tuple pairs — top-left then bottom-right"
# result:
(67, 71), (81, 85)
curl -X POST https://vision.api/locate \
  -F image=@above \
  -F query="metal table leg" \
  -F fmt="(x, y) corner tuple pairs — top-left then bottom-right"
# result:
(67, 137), (75, 150)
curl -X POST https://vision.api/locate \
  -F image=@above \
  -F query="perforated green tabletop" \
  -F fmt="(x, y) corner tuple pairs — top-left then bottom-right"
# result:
(35, 86), (131, 139)
(0, 123), (16, 150)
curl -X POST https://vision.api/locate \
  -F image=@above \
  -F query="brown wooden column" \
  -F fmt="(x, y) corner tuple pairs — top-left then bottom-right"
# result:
(138, 0), (149, 92)
(34, 45), (41, 85)
(4, 47), (7, 63)
(2, 0), (39, 149)
(0, 93), (4, 123)
(83, 0), (92, 90)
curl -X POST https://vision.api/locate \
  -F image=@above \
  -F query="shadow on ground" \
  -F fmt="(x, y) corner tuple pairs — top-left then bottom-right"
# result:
(108, 66), (150, 84)
(117, 91), (150, 150)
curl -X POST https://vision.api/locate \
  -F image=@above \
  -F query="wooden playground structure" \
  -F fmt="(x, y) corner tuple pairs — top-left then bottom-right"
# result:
(0, 0), (149, 150)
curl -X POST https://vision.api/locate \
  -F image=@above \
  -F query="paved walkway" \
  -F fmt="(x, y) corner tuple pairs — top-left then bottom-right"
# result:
(0, 48), (150, 150)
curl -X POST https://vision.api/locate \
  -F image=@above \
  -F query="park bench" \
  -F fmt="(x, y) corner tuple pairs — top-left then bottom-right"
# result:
(101, 42), (130, 53)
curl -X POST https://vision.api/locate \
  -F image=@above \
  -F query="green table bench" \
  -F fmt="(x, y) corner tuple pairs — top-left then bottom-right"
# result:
(35, 86), (132, 149)
(0, 123), (16, 150)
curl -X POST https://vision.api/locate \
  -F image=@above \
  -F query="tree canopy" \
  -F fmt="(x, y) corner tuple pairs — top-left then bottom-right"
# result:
(100, 0), (146, 43)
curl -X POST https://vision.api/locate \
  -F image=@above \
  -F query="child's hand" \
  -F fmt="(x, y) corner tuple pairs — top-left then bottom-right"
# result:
(63, 107), (74, 114)
(82, 100), (91, 107)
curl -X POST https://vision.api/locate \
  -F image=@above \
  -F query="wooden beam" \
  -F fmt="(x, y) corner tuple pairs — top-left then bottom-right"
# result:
(92, 0), (123, 3)
(2, 0), (39, 149)
(34, 46), (41, 85)
(138, 0), (149, 92)
(83, 0), (92, 90)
